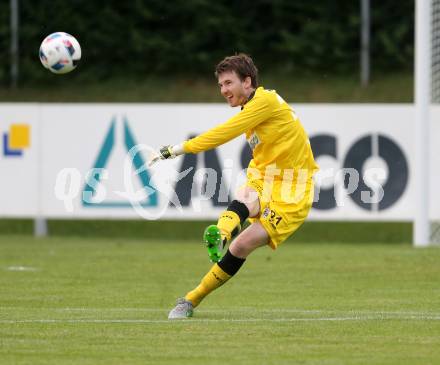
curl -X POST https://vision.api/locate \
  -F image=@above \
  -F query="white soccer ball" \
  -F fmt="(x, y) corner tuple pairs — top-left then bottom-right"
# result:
(39, 32), (81, 74)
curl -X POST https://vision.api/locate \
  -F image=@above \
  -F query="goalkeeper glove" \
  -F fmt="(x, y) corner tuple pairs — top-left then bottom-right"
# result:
(148, 144), (183, 166)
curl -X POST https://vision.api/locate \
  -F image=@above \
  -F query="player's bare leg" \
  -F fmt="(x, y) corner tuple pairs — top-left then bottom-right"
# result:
(228, 221), (269, 258)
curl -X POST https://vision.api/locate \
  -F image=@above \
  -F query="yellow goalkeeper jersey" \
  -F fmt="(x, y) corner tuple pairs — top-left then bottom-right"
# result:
(183, 86), (318, 180)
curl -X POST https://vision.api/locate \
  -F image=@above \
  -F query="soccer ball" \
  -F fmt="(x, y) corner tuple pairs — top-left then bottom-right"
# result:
(39, 32), (81, 74)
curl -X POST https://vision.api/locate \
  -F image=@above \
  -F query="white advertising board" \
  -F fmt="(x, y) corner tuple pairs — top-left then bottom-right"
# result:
(0, 104), (41, 217)
(0, 103), (438, 221)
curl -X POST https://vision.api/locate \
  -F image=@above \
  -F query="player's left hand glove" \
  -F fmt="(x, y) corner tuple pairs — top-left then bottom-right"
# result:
(148, 145), (178, 166)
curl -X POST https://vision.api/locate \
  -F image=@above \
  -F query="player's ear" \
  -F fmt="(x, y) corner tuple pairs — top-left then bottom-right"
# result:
(243, 76), (252, 88)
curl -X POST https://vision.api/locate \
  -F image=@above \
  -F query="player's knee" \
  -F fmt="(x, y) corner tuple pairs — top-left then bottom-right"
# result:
(229, 240), (250, 258)
(236, 187), (260, 217)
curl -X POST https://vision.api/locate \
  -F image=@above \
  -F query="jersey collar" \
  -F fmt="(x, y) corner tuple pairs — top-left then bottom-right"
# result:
(241, 89), (256, 110)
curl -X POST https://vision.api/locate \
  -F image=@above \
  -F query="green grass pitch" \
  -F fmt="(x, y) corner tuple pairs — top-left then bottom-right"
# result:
(0, 235), (439, 365)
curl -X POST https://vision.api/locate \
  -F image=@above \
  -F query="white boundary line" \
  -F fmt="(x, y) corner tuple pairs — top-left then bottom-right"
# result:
(1, 315), (439, 324)
(1, 308), (439, 324)
(1, 307), (439, 317)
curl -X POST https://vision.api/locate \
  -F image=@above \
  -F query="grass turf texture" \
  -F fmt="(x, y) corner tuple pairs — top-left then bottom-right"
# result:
(1, 236), (439, 365)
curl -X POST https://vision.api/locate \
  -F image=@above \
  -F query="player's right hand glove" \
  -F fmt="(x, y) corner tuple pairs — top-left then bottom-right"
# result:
(148, 145), (178, 167)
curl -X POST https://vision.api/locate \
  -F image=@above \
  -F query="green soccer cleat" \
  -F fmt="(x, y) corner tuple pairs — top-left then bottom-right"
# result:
(203, 225), (224, 262)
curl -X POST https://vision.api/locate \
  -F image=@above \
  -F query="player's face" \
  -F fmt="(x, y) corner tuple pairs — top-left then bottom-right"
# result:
(218, 71), (251, 107)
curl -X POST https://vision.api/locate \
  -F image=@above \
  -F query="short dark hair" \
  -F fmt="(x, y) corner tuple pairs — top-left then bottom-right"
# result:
(215, 53), (259, 88)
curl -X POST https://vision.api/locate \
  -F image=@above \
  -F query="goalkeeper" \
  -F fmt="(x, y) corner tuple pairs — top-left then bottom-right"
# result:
(149, 54), (319, 319)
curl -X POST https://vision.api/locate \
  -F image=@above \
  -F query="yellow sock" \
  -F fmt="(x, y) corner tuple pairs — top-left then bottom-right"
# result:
(217, 210), (241, 243)
(185, 263), (231, 307)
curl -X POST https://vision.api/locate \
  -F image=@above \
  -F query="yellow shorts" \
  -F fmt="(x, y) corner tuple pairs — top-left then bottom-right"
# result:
(246, 177), (314, 249)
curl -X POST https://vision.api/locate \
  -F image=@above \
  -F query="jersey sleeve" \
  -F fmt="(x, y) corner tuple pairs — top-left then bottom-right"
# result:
(183, 95), (272, 154)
